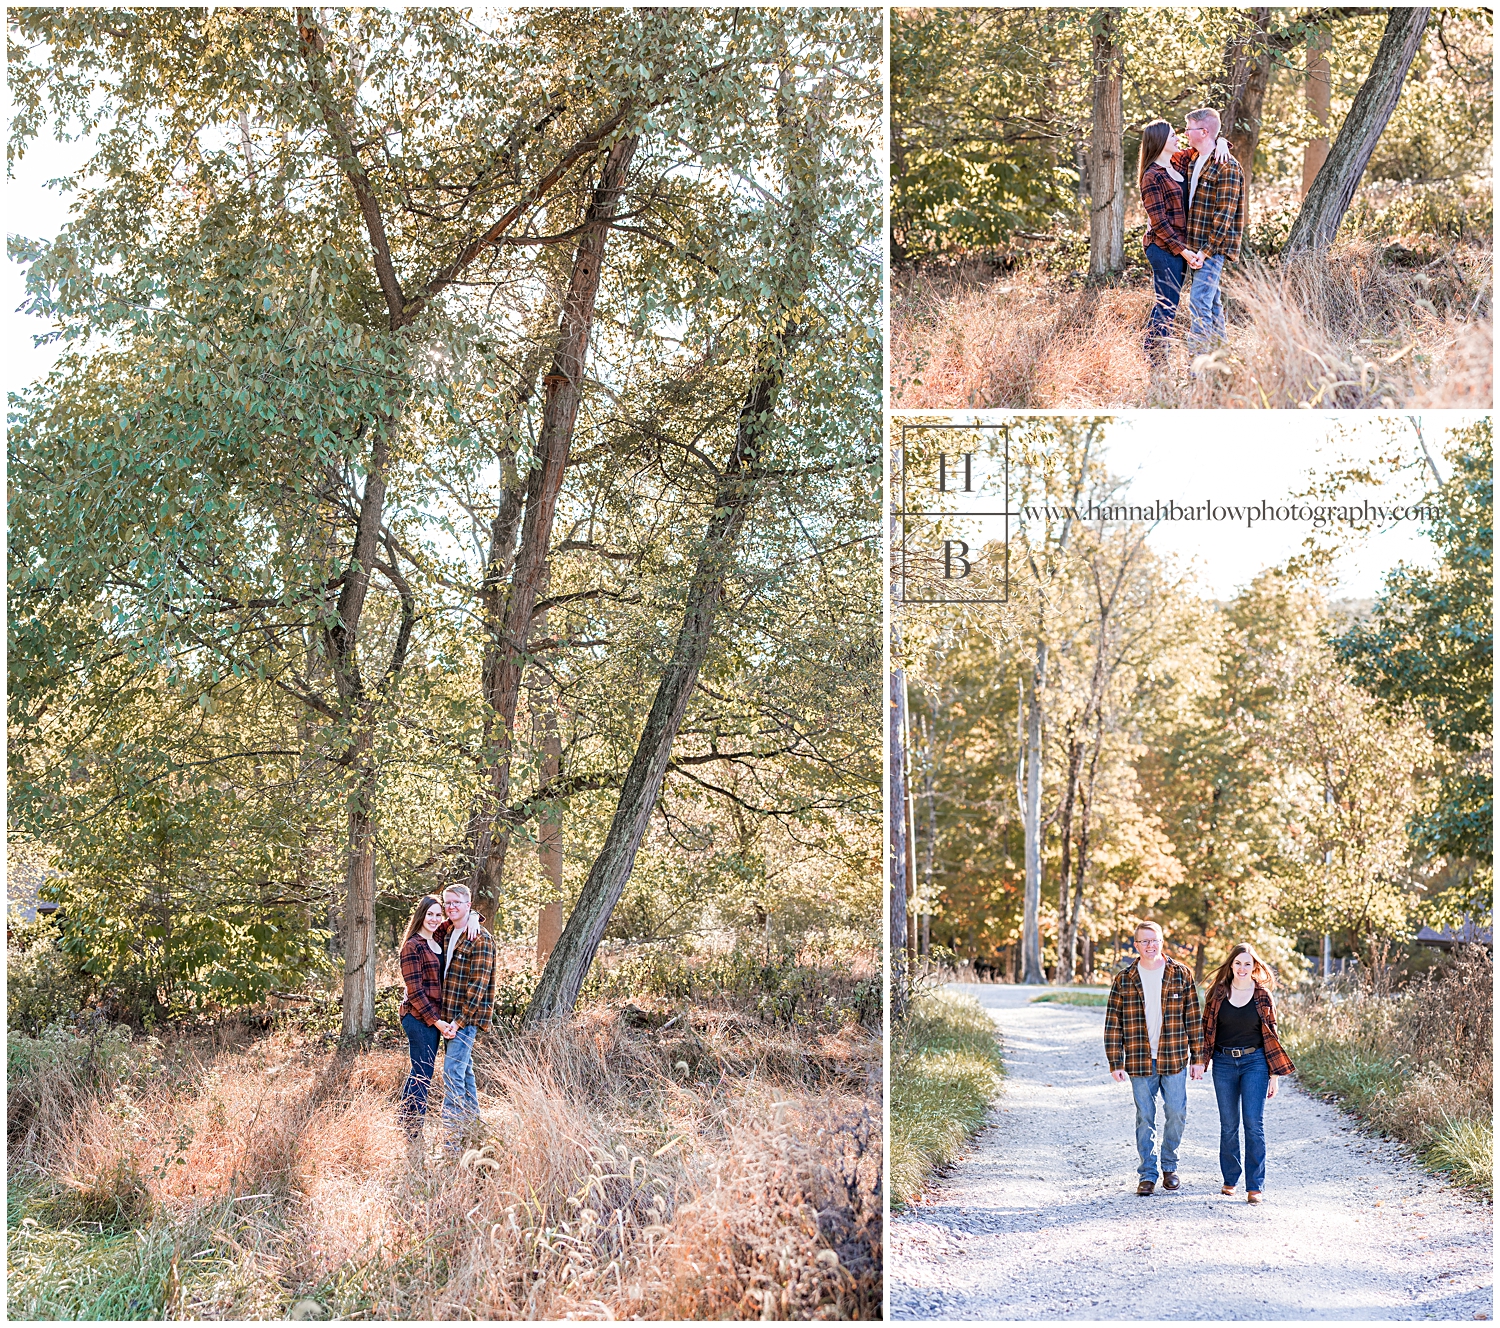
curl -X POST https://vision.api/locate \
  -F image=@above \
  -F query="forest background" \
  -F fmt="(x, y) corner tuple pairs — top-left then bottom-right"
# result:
(891, 415), (1491, 988)
(7, 8), (882, 1319)
(891, 7), (1493, 408)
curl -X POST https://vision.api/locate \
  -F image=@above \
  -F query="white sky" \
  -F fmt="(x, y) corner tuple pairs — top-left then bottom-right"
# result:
(909, 411), (1457, 602)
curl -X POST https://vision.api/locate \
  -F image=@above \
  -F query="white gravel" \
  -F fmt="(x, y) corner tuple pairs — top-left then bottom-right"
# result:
(891, 983), (1494, 1321)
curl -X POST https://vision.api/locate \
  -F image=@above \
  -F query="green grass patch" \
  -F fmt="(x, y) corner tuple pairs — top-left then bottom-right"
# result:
(1423, 1115), (1493, 1191)
(1028, 991), (1108, 1006)
(890, 992), (1004, 1208)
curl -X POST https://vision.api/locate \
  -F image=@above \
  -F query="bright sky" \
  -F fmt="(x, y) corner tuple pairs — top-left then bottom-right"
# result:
(909, 411), (1456, 602)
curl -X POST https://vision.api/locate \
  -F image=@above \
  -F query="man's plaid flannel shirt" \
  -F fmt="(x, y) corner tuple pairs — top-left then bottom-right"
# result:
(441, 922), (497, 1034)
(398, 932), (444, 1026)
(1199, 982), (1296, 1077)
(1140, 162), (1189, 257)
(1104, 956), (1202, 1077)
(1170, 146), (1245, 262)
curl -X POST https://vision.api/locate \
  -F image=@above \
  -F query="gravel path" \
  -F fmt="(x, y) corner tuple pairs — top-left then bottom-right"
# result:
(891, 983), (1493, 1321)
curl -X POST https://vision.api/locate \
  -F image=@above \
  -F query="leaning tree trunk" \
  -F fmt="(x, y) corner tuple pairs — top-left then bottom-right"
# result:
(1087, 10), (1125, 278)
(523, 322), (799, 1024)
(468, 133), (638, 915)
(1284, 8), (1430, 254)
(889, 658), (910, 1022)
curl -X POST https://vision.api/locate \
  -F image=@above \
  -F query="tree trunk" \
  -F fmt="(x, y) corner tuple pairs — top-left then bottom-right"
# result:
(468, 133), (638, 909)
(1284, 8), (1431, 254)
(889, 660), (910, 1021)
(1087, 10), (1125, 278)
(1066, 719), (1101, 983)
(523, 321), (798, 1024)
(1056, 730), (1081, 978)
(1301, 24), (1332, 198)
(535, 673), (565, 968)
(324, 427), (390, 1036)
(1020, 637), (1048, 984)
(1221, 9), (1273, 235)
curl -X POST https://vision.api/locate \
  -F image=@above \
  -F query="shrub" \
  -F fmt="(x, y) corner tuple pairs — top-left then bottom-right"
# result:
(890, 991), (1004, 1206)
(8, 909), (90, 1035)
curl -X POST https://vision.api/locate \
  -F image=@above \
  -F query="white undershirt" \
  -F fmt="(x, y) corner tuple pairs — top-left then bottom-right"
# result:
(1189, 152), (1209, 211)
(1140, 963), (1165, 1058)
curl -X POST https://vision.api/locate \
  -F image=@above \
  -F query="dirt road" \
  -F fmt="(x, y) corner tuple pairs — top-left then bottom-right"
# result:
(890, 983), (1493, 1321)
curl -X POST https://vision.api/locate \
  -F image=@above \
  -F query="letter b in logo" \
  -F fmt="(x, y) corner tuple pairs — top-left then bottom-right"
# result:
(943, 540), (971, 579)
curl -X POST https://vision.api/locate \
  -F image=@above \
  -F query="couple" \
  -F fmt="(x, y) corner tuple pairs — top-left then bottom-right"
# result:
(397, 885), (497, 1157)
(1104, 921), (1295, 1203)
(1137, 107), (1246, 362)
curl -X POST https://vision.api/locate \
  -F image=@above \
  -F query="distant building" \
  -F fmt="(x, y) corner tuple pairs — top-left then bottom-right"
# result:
(1414, 918), (1493, 951)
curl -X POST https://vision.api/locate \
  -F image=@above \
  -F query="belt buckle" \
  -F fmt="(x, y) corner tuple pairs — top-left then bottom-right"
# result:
(1230, 1048), (1244, 1058)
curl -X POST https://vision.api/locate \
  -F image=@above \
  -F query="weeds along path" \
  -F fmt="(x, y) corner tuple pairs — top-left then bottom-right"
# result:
(890, 983), (1493, 1322)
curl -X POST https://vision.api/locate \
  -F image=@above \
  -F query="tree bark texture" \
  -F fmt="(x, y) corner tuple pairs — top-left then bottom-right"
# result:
(468, 134), (638, 914)
(1301, 25), (1332, 198)
(1284, 8), (1430, 254)
(1021, 637), (1048, 984)
(523, 321), (798, 1023)
(1221, 9), (1273, 234)
(1087, 11), (1125, 278)
(889, 662), (910, 1021)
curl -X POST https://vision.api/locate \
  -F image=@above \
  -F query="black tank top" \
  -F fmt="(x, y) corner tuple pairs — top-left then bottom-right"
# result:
(1217, 993), (1264, 1048)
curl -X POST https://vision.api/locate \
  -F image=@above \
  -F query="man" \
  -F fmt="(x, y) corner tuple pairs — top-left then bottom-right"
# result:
(1104, 920), (1203, 1195)
(1170, 107), (1245, 356)
(438, 884), (497, 1157)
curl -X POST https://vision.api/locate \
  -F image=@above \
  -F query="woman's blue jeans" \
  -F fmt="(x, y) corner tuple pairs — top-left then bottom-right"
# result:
(400, 1013), (440, 1138)
(1213, 1048), (1270, 1191)
(1144, 243), (1185, 351)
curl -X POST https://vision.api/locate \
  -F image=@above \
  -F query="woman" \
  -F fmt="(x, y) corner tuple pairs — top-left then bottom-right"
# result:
(1197, 943), (1296, 1203)
(397, 894), (477, 1139)
(1137, 119), (1202, 357)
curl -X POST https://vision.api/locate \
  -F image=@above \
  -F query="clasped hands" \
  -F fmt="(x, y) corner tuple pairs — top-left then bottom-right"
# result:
(1182, 248), (1208, 270)
(436, 1019), (461, 1039)
(1110, 1063), (1206, 1082)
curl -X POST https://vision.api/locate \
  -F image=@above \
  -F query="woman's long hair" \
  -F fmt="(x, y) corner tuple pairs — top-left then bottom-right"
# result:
(1208, 942), (1276, 998)
(1138, 119), (1173, 187)
(404, 894), (444, 944)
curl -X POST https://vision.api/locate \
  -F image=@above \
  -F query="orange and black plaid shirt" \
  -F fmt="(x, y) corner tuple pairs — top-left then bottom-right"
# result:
(1104, 956), (1203, 1076)
(1199, 983), (1296, 1077)
(1140, 162), (1189, 257)
(441, 925), (497, 1033)
(399, 922), (456, 1026)
(1170, 147), (1245, 261)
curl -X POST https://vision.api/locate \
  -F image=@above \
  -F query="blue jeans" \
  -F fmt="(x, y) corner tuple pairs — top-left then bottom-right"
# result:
(1144, 243), (1185, 351)
(399, 1014), (440, 1138)
(1130, 1058), (1188, 1183)
(1187, 253), (1227, 352)
(1213, 1048), (1270, 1191)
(440, 1024), (479, 1153)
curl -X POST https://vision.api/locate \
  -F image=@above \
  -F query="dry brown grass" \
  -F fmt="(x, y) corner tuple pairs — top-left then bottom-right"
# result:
(9, 995), (881, 1320)
(893, 239), (1492, 410)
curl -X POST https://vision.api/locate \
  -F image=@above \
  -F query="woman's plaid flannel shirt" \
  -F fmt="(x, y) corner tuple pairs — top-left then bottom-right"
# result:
(398, 927), (447, 1026)
(1140, 162), (1188, 257)
(1104, 956), (1202, 1076)
(1199, 983), (1296, 1077)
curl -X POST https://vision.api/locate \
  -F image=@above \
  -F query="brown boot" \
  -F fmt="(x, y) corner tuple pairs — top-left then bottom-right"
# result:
(1247, 1191), (1263, 1204)
(1162, 1171), (1181, 1191)
(1137, 1179), (1155, 1196)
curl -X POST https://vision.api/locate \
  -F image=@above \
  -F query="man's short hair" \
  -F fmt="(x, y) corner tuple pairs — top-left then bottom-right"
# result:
(1186, 107), (1221, 135)
(1133, 920), (1165, 942)
(443, 884), (472, 905)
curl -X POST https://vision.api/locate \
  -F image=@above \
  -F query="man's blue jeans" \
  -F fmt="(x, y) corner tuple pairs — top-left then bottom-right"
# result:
(1213, 1048), (1270, 1191)
(1186, 252), (1227, 353)
(440, 1025), (479, 1153)
(1130, 1058), (1188, 1183)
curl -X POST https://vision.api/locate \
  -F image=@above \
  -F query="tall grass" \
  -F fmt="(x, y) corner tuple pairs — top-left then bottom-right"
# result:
(892, 182), (1492, 409)
(1279, 945), (1492, 1196)
(889, 992), (1004, 1209)
(8, 950), (881, 1320)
